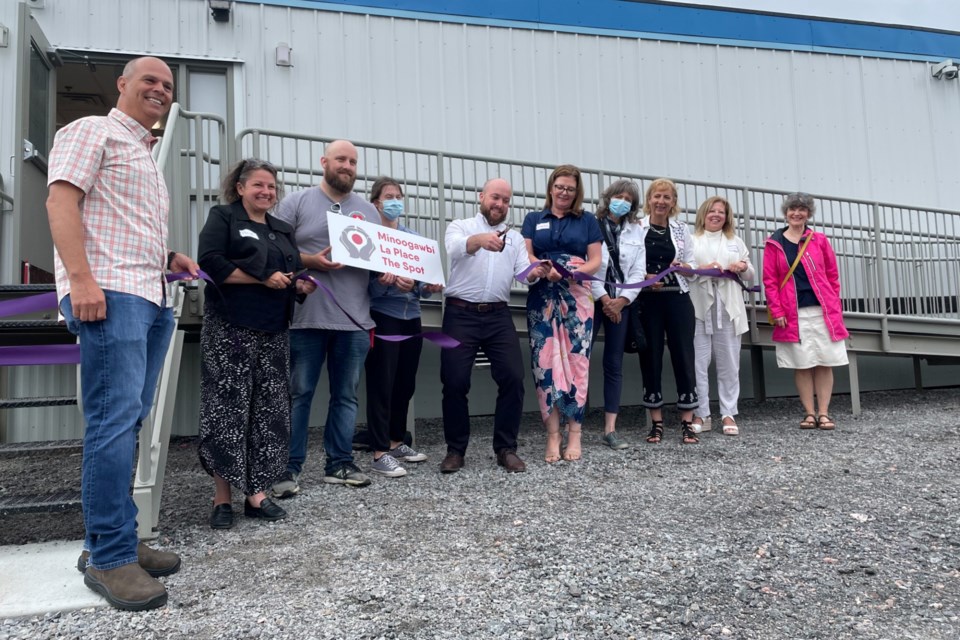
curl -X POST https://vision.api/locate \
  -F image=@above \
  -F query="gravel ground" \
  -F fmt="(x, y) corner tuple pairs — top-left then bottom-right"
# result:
(1, 388), (959, 639)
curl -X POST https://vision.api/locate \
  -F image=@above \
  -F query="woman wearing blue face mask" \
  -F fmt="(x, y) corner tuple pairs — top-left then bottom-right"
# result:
(362, 177), (443, 478)
(590, 180), (646, 449)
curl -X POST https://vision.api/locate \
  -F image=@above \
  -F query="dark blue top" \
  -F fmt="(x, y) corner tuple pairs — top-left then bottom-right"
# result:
(521, 209), (603, 260)
(781, 236), (820, 308)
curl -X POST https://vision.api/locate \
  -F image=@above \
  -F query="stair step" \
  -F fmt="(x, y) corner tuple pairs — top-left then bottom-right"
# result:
(0, 438), (82, 455)
(0, 396), (78, 410)
(0, 490), (82, 515)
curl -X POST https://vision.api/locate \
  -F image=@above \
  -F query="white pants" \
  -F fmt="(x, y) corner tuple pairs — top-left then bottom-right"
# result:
(693, 300), (742, 419)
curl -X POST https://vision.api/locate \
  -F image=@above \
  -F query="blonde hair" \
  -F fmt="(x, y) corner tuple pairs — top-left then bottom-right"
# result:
(642, 178), (680, 218)
(694, 196), (735, 238)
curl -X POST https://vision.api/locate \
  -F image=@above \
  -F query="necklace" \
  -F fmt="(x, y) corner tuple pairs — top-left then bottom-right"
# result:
(649, 224), (667, 235)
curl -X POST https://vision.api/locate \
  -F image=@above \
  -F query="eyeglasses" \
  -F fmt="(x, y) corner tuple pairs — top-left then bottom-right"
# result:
(553, 185), (577, 195)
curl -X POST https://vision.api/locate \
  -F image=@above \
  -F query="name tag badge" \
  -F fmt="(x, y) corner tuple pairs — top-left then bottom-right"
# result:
(239, 229), (260, 240)
(536, 222), (550, 231)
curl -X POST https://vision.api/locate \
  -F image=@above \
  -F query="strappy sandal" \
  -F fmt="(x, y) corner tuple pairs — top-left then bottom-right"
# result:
(721, 415), (739, 436)
(645, 420), (664, 444)
(799, 414), (817, 429)
(817, 415), (836, 431)
(544, 430), (562, 463)
(562, 428), (582, 461)
(680, 421), (700, 445)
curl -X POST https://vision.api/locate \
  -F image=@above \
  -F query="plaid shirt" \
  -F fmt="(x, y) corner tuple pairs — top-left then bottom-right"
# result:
(48, 108), (169, 306)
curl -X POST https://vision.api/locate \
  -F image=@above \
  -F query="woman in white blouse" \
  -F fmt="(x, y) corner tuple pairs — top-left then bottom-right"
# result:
(689, 196), (754, 436)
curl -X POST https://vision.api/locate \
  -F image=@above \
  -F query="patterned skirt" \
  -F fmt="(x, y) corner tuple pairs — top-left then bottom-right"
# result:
(526, 254), (595, 423)
(198, 308), (291, 496)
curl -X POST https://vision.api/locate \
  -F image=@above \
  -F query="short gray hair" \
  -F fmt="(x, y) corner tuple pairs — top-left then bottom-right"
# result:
(781, 192), (816, 217)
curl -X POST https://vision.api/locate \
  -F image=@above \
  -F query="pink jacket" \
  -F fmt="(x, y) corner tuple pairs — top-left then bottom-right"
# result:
(762, 228), (849, 343)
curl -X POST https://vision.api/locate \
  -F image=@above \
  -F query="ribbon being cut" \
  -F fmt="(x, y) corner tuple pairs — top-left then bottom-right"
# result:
(516, 260), (761, 293)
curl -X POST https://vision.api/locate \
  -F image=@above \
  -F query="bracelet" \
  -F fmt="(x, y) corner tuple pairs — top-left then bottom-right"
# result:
(166, 251), (177, 270)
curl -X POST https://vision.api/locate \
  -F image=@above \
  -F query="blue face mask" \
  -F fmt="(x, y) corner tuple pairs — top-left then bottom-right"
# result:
(609, 198), (631, 218)
(381, 199), (404, 220)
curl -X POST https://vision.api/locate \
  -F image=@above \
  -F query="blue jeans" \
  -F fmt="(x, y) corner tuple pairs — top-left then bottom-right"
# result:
(288, 329), (369, 475)
(61, 291), (174, 570)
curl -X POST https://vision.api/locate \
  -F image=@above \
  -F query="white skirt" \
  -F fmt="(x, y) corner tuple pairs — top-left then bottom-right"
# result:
(775, 306), (849, 369)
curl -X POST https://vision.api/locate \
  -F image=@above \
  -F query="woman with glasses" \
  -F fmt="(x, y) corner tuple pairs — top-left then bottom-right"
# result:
(763, 192), (848, 430)
(521, 164), (603, 462)
(361, 177), (443, 478)
(689, 196), (754, 436)
(637, 178), (700, 445)
(589, 179), (646, 450)
(198, 158), (316, 529)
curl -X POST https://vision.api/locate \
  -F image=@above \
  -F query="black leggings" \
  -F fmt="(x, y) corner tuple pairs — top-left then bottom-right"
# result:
(637, 291), (699, 410)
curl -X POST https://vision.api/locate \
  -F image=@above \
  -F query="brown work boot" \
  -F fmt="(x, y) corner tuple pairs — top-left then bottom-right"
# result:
(84, 563), (168, 611)
(77, 542), (181, 578)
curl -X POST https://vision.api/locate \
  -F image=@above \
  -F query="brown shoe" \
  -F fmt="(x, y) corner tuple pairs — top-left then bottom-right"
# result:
(496, 449), (527, 473)
(78, 542), (181, 578)
(439, 452), (464, 474)
(84, 563), (168, 611)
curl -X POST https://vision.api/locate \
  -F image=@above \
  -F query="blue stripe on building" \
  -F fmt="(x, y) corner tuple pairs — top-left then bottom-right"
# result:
(246, 0), (960, 61)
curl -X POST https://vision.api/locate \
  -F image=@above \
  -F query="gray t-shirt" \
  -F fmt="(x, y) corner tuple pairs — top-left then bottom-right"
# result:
(274, 187), (379, 331)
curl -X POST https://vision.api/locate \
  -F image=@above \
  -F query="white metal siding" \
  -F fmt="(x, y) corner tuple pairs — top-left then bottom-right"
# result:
(16, 0), (957, 211)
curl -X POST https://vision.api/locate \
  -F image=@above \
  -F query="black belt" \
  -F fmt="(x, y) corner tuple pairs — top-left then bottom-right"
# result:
(446, 297), (508, 313)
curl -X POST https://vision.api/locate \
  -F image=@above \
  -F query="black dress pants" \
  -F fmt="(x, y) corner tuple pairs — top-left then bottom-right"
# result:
(440, 305), (524, 455)
(637, 290), (699, 410)
(365, 310), (422, 452)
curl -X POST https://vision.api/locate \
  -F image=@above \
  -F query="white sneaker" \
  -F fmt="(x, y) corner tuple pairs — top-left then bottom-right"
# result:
(370, 453), (407, 478)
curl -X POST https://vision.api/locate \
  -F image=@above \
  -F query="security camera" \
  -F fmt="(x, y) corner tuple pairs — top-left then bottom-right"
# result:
(932, 59), (959, 80)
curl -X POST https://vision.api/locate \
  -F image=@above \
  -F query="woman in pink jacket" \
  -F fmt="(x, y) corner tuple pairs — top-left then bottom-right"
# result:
(763, 192), (848, 430)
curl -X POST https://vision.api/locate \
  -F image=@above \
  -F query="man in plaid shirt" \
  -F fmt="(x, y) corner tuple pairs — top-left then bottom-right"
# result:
(46, 56), (198, 611)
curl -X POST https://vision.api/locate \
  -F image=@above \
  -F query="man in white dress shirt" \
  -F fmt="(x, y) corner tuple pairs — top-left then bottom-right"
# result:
(439, 178), (548, 473)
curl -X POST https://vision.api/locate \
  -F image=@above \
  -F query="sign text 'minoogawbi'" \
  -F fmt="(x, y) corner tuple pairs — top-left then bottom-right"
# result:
(327, 214), (446, 285)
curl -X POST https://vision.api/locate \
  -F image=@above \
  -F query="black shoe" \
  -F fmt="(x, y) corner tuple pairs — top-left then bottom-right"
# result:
(244, 497), (287, 521)
(210, 503), (234, 530)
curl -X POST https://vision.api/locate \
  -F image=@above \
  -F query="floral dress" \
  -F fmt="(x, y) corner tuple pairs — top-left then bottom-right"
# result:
(521, 209), (603, 423)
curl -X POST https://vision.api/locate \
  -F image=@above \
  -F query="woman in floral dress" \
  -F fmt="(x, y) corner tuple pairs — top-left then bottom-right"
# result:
(521, 165), (602, 462)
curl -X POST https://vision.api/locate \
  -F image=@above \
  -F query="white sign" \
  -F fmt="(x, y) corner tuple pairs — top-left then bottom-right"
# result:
(326, 214), (445, 285)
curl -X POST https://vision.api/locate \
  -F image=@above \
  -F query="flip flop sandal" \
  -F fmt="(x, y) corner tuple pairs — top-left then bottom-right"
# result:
(800, 414), (817, 429)
(817, 415), (836, 430)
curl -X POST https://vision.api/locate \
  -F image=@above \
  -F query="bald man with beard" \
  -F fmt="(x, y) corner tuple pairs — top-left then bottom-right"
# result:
(439, 179), (549, 474)
(273, 140), (385, 492)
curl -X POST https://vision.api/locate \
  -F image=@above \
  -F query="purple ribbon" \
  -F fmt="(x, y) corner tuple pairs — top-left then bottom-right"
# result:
(0, 344), (81, 366)
(0, 292), (59, 319)
(516, 261), (760, 292)
(299, 274), (460, 349)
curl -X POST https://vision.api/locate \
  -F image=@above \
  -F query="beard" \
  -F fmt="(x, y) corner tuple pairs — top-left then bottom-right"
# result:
(325, 169), (356, 195)
(480, 203), (507, 227)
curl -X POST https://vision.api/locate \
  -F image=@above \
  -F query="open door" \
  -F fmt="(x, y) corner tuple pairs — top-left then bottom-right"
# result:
(12, 3), (58, 284)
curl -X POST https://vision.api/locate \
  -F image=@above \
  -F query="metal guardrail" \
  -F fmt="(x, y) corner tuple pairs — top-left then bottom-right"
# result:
(233, 128), (960, 356)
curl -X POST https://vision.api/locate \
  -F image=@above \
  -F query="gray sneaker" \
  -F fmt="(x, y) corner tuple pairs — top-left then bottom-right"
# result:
(271, 471), (300, 499)
(602, 431), (629, 450)
(370, 453), (407, 478)
(323, 462), (372, 487)
(388, 443), (427, 463)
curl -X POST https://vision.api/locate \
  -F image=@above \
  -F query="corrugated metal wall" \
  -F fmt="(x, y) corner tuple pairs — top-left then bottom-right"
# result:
(22, 0), (960, 211)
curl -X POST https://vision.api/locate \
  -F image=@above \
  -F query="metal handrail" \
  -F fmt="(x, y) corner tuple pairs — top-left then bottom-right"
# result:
(227, 128), (960, 355)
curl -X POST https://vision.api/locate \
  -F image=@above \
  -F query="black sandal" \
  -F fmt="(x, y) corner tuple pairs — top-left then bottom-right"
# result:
(681, 421), (700, 445)
(646, 420), (664, 444)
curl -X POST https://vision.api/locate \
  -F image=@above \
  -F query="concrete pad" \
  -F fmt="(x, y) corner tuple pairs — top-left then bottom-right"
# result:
(0, 540), (106, 618)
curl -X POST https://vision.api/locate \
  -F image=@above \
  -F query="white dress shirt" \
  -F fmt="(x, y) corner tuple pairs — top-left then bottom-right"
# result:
(444, 212), (531, 303)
